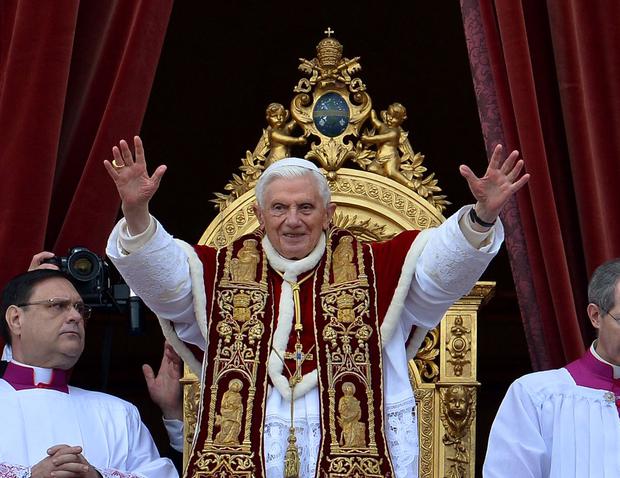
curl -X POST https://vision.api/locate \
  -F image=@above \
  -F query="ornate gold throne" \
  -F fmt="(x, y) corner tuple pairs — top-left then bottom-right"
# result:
(181, 31), (494, 478)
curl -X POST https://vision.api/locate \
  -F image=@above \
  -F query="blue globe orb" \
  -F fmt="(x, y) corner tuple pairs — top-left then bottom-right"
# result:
(313, 92), (350, 137)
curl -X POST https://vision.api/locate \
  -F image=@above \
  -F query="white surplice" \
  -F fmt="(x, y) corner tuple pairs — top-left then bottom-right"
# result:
(483, 368), (620, 478)
(0, 371), (178, 478)
(107, 206), (503, 478)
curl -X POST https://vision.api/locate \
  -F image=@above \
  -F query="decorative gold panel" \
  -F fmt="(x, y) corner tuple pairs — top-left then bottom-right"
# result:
(184, 31), (495, 478)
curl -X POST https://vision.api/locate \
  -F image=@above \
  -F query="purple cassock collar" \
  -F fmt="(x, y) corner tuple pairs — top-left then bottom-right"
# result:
(3, 360), (69, 393)
(565, 346), (620, 413)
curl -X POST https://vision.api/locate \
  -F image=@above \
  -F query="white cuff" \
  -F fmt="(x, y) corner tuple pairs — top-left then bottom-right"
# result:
(117, 215), (157, 254)
(459, 205), (494, 249)
(163, 417), (184, 453)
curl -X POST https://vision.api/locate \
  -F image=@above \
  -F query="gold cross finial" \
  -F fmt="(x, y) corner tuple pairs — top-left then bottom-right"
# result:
(324, 27), (334, 37)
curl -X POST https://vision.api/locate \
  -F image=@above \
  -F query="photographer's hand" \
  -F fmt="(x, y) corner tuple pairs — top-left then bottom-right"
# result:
(104, 136), (167, 236)
(28, 251), (59, 271)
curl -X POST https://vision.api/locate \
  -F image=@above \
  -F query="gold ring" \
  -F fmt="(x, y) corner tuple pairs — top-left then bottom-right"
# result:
(112, 159), (125, 168)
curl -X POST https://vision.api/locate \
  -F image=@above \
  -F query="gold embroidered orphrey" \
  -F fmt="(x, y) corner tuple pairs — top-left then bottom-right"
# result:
(185, 29), (495, 478)
(182, 235), (270, 478)
(315, 229), (393, 476)
(185, 229), (395, 477)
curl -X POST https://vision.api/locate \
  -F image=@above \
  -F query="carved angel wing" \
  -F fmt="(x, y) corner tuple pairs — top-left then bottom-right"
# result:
(252, 128), (270, 159)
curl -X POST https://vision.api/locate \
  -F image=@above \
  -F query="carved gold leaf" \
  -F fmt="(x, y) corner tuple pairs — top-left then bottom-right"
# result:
(414, 327), (441, 383)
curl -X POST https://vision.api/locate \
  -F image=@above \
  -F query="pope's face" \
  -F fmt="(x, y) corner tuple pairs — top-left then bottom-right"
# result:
(254, 175), (335, 260)
(9, 277), (86, 370)
(590, 280), (620, 365)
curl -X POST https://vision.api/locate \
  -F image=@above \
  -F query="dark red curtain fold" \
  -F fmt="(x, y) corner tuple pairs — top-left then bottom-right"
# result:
(460, 0), (620, 369)
(0, 3), (78, 281)
(0, 0), (173, 290)
(549, 2), (620, 270)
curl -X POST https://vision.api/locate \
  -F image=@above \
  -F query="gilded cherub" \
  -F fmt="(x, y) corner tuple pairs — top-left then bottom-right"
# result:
(441, 385), (474, 440)
(264, 103), (306, 168)
(440, 385), (475, 471)
(360, 103), (414, 189)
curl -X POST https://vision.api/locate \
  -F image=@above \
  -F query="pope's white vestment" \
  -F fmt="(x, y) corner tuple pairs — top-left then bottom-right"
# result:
(107, 206), (502, 478)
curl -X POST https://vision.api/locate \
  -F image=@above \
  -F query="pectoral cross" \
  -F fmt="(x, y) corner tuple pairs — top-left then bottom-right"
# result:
(284, 342), (314, 385)
(273, 340), (315, 478)
(273, 268), (316, 478)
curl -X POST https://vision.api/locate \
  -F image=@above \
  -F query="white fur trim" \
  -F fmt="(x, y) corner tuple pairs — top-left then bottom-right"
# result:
(379, 229), (432, 350)
(157, 239), (207, 377)
(262, 234), (326, 281)
(264, 233), (326, 400)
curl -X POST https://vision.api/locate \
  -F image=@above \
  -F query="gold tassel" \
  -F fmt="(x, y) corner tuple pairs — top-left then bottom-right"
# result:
(284, 426), (300, 478)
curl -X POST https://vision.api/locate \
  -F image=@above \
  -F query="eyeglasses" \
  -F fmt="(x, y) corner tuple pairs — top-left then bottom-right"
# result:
(601, 308), (620, 323)
(16, 297), (92, 321)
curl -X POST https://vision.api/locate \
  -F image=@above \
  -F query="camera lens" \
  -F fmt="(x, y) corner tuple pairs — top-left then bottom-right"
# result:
(68, 249), (100, 282)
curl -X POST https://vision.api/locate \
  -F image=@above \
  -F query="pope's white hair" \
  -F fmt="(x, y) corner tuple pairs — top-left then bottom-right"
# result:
(255, 159), (331, 208)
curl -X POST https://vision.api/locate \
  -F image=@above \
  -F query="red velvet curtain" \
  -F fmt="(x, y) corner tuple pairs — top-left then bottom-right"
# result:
(0, 0), (173, 289)
(460, 0), (620, 369)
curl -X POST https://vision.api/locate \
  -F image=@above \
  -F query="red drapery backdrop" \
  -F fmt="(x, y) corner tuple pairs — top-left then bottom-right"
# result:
(0, 0), (173, 290)
(460, 0), (620, 369)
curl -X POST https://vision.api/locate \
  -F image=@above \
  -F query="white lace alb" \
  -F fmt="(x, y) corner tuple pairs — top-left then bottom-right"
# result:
(263, 394), (419, 478)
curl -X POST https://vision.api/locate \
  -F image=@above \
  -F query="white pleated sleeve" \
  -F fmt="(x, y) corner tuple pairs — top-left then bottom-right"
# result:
(483, 368), (620, 478)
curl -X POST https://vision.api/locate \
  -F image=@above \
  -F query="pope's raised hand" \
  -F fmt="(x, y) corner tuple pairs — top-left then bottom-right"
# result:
(104, 136), (166, 235)
(459, 144), (530, 225)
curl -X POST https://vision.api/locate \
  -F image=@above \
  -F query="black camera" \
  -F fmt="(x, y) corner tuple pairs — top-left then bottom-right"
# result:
(43, 247), (108, 304)
(43, 247), (143, 333)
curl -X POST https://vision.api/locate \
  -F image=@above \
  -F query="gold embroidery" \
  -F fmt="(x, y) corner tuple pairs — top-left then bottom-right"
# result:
(190, 231), (394, 476)
(320, 232), (381, 459)
(332, 236), (357, 284)
(214, 379), (244, 445)
(326, 456), (385, 477)
(209, 285), (267, 448)
(195, 451), (254, 476)
(337, 382), (367, 447)
(336, 293), (355, 323)
(230, 238), (260, 282)
(198, 240), (269, 470)
(232, 292), (251, 322)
